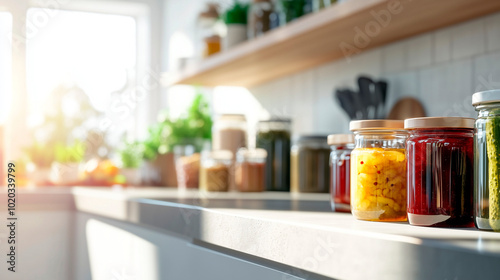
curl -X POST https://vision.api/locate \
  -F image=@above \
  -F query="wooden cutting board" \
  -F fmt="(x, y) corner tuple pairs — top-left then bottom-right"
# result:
(387, 97), (426, 120)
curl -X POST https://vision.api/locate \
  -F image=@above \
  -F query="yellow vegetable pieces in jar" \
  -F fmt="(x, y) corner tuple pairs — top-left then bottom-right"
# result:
(351, 148), (407, 221)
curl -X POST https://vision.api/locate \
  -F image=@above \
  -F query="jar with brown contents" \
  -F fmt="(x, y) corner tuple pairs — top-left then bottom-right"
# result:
(199, 150), (232, 192)
(235, 148), (267, 192)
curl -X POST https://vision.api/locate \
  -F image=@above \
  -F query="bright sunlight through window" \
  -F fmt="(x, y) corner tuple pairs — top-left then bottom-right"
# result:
(0, 12), (12, 124)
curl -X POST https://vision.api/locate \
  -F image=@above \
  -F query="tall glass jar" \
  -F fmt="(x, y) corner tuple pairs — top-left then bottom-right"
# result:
(256, 119), (291, 192)
(291, 135), (330, 193)
(328, 134), (354, 213)
(405, 117), (474, 227)
(248, 0), (273, 39)
(473, 90), (500, 231)
(212, 114), (247, 158)
(350, 120), (407, 222)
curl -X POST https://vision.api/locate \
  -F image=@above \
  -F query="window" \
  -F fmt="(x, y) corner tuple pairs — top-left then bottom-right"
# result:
(26, 9), (137, 147)
(0, 12), (12, 123)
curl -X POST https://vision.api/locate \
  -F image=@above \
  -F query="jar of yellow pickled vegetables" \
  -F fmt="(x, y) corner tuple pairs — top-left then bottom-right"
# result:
(350, 120), (408, 222)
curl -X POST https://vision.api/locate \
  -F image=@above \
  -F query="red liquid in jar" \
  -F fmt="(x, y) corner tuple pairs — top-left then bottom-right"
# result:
(407, 129), (474, 227)
(330, 147), (351, 212)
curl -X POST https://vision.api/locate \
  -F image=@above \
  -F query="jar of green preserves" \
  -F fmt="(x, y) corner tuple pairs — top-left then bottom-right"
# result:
(473, 90), (500, 231)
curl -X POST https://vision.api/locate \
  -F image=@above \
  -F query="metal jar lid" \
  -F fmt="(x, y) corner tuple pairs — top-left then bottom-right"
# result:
(327, 134), (354, 145)
(472, 89), (500, 106)
(404, 117), (475, 129)
(349, 120), (404, 131)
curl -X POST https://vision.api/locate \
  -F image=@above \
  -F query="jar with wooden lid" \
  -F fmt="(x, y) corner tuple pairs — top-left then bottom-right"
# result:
(328, 134), (355, 212)
(350, 120), (407, 221)
(405, 117), (474, 227)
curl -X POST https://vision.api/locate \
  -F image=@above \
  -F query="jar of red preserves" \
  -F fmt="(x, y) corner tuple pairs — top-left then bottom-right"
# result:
(405, 117), (474, 227)
(328, 134), (354, 212)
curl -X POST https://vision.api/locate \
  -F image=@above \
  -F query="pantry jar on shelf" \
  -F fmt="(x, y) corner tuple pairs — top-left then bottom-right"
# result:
(350, 120), (407, 222)
(472, 90), (500, 231)
(405, 117), (474, 227)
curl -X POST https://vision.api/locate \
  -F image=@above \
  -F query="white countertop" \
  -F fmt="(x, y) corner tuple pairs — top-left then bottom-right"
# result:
(10, 186), (500, 279)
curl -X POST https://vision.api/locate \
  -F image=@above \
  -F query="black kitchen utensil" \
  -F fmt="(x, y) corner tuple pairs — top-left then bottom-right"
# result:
(357, 76), (375, 119)
(375, 80), (388, 119)
(335, 89), (357, 119)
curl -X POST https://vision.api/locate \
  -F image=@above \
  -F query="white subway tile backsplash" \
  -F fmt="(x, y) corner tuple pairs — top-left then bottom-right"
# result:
(434, 27), (452, 63)
(451, 18), (485, 60)
(419, 59), (474, 117)
(474, 51), (500, 93)
(407, 34), (433, 69)
(485, 12), (500, 52)
(382, 40), (407, 73)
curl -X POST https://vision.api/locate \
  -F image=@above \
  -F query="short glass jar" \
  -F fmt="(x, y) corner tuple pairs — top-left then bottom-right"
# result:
(350, 120), (407, 221)
(473, 90), (500, 231)
(291, 135), (330, 193)
(328, 134), (354, 212)
(235, 148), (267, 192)
(199, 150), (232, 192)
(405, 117), (474, 227)
(256, 119), (291, 192)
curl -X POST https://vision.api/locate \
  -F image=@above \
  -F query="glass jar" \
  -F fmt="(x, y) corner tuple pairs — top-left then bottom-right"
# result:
(350, 120), (407, 221)
(235, 148), (267, 192)
(199, 150), (232, 192)
(174, 145), (200, 189)
(473, 90), (500, 231)
(248, 0), (273, 39)
(405, 117), (474, 227)
(256, 119), (291, 192)
(328, 134), (355, 212)
(212, 114), (247, 158)
(291, 135), (330, 193)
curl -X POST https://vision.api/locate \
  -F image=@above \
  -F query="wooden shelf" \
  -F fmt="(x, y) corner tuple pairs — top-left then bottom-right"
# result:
(162, 0), (500, 88)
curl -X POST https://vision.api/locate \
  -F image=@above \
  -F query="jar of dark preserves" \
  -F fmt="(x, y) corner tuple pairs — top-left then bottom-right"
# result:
(256, 119), (291, 192)
(328, 134), (354, 212)
(405, 117), (474, 227)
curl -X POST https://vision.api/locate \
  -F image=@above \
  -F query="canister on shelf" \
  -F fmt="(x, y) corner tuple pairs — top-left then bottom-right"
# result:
(235, 148), (267, 192)
(328, 134), (354, 212)
(405, 117), (474, 227)
(291, 135), (330, 193)
(248, 0), (274, 38)
(472, 90), (500, 231)
(350, 120), (407, 221)
(199, 150), (232, 192)
(256, 119), (291, 192)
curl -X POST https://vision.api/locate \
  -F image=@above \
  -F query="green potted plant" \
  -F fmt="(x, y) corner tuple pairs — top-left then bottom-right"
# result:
(140, 92), (213, 187)
(50, 140), (85, 186)
(118, 141), (142, 186)
(23, 142), (55, 186)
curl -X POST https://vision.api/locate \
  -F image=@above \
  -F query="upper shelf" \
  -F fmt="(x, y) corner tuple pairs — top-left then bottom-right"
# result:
(162, 0), (500, 88)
